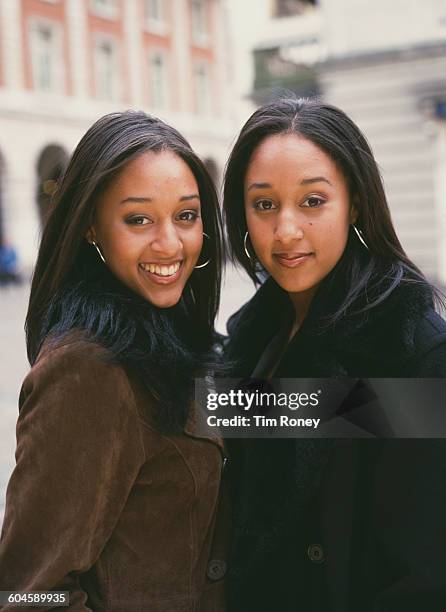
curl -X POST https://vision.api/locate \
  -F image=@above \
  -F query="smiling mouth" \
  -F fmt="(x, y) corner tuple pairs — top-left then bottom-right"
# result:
(273, 253), (313, 268)
(139, 261), (182, 278)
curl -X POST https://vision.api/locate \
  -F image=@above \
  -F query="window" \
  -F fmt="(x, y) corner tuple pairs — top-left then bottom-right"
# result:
(90, 0), (118, 19)
(30, 21), (62, 93)
(194, 62), (211, 115)
(145, 0), (168, 34)
(274, 0), (317, 18)
(95, 37), (119, 100)
(149, 51), (169, 109)
(191, 0), (208, 46)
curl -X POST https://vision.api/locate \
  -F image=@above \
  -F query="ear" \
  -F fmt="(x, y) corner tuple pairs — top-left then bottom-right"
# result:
(85, 227), (96, 244)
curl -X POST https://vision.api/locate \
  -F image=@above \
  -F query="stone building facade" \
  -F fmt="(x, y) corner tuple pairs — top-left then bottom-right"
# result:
(0, 0), (234, 269)
(320, 0), (446, 283)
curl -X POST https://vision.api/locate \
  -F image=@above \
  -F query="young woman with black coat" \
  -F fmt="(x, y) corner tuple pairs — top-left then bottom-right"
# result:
(222, 98), (446, 612)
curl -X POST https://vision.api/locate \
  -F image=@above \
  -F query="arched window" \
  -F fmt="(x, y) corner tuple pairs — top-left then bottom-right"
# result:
(36, 145), (69, 226)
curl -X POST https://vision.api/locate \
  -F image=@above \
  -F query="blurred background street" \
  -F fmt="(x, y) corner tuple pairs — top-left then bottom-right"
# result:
(1, 0), (446, 523)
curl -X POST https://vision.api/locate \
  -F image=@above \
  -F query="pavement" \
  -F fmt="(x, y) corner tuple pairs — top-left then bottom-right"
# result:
(0, 265), (254, 527)
(0, 282), (29, 525)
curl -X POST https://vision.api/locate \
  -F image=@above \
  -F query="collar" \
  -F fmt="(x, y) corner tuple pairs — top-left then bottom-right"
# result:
(226, 275), (433, 376)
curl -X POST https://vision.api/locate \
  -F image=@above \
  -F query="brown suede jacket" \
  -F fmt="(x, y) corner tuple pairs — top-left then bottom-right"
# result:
(0, 337), (230, 611)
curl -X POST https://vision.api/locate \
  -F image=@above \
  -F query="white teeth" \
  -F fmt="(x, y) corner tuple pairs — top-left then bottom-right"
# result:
(141, 262), (181, 276)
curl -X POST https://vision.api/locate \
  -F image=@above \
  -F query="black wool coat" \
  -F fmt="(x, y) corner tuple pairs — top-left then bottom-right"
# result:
(225, 277), (446, 612)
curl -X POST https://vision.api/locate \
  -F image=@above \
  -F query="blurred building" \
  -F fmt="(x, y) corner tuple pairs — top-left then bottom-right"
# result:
(244, 0), (446, 284)
(251, 0), (322, 104)
(321, 0), (446, 284)
(0, 0), (234, 270)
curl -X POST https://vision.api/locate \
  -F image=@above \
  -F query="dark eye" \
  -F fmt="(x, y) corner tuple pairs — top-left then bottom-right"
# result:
(302, 196), (324, 208)
(254, 199), (276, 211)
(177, 210), (199, 222)
(126, 216), (151, 225)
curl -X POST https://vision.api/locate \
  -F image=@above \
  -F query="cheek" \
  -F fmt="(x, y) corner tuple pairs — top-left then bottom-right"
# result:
(101, 225), (145, 265)
(183, 229), (203, 261)
(317, 218), (350, 260)
(247, 222), (271, 262)
(97, 218), (124, 246)
(246, 212), (270, 243)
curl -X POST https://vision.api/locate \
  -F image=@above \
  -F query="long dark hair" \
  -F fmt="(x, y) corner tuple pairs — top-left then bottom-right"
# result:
(223, 97), (437, 321)
(26, 110), (224, 431)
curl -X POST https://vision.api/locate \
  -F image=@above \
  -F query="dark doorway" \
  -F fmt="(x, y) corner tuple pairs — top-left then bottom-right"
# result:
(0, 152), (4, 247)
(204, 157), (219, 187)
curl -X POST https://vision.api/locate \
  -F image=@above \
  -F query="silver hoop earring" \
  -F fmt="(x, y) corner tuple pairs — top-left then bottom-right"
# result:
(91, 240), (106, 263)
(352, 224), (369, 251)
(244, 231), (255, 261)
(194, 232), (211, 269)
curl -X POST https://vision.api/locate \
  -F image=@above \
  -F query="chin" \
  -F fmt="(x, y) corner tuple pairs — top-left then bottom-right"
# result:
(272, 275), (318, 295)
(144, 290), (182, 309)
(281, 282), (314, 294)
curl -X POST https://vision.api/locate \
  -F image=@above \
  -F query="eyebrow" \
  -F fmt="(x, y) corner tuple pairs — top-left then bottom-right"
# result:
(247, 177), (332, 191)
(119, 194), (200, 205)
(300, 176), (332, 186)
(179, 194), (200, 202)
(247, 182), (272, 191)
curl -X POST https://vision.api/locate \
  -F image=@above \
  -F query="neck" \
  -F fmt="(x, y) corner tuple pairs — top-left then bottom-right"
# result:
(288, 287), (317, 335)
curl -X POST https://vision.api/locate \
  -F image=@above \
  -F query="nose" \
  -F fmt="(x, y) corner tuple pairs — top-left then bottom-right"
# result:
(274, 208), (304, 245)
(150, 221), (182, 257)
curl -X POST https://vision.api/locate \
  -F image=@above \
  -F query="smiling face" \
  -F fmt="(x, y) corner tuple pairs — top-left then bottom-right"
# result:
(87, 150), (203, 308)
(244, 133), (356, 308)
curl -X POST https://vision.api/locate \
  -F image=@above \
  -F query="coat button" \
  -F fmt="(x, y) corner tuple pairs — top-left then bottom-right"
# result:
(307, 543), (325, 564)
(206, 559), (227, 581)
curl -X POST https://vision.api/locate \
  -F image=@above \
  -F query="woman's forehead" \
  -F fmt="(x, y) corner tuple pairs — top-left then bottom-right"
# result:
(245, 133), (342, 184)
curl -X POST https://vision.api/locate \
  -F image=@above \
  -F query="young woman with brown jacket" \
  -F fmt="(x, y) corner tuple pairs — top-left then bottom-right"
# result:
(0, 111), (229, 611)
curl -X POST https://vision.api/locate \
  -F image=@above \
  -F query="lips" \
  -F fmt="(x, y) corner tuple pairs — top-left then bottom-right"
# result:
(139, 260), (183, 285)
(273, 252), (313, 268)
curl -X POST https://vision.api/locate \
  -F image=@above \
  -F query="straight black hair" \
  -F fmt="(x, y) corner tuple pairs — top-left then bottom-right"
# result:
(26, 110), (224, 431)
(223, 97), (438, 321)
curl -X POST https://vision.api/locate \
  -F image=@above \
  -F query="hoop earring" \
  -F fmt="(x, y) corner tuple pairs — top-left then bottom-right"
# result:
(352, 224), (369, 251)
(194, 232), (211, 269)
(244, 231), (255, 261)
(91, 240), (106, 263)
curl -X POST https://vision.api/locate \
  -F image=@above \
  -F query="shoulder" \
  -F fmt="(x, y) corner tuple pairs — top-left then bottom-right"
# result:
(333, 280), (444, 376)
(409, 308), (446, 376)
(31, 331), (128, 386)
(21, 331), (137, 423)
(414, 307), (446, 344)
